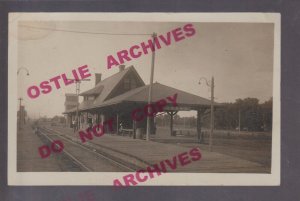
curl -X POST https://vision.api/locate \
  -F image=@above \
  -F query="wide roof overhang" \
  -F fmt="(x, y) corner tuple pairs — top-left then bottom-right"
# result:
(63, 82), (222, 114)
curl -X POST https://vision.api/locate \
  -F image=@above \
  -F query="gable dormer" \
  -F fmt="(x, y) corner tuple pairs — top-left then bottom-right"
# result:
(83, 95), (96, 101)
(105, 66), (145, 101)
(79, 65), (145, 107)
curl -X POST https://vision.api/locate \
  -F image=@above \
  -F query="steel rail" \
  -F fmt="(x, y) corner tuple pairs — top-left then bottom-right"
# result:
(41, 127), (135, 172)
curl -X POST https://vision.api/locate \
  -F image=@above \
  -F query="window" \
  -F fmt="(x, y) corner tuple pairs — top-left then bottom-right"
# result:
(124, 78), (130, 90)
(124, 77), (138, 91)
(131, 79), (137, 89)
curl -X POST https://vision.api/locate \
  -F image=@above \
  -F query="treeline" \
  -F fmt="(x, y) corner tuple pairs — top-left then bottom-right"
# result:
(155, 98), (272, 132)
(211, 97), (272, 131)
(51, 115), (66, 124)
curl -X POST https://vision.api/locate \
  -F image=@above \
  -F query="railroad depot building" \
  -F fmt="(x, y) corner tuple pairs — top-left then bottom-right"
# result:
(63, 65), (213, 139)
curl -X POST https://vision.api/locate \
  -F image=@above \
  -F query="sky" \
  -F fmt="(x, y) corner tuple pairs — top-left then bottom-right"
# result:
(16, 21), (274, 118)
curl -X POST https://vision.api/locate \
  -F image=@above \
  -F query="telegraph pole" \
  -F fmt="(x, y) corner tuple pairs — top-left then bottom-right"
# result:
(209, 76), (214, 152)
(199, 76), (215, 152)
(75, 81), (80, 130)
(17, 67), (29, 130)
(18, 98), (23, 109)
(67, 78), (90, 132)
(146, 32), (157, 141)
(18, 98), (23, 130)
(238, 108), (241, 134)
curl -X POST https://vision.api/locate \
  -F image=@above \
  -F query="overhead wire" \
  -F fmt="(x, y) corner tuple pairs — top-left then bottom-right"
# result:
(19, 24), (152, 36)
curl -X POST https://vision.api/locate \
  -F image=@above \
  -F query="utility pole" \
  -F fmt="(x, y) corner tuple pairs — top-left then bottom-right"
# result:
(199, 76), (215, 152)
(75, 81), (80, 131)
(17, 67), (29, 130)
(18, 97), (23, 130)
(146, 32), (157, 141)
(238, 108), (241, 134)
(67, 78), (90, 132)
(210, 76), (214, 152)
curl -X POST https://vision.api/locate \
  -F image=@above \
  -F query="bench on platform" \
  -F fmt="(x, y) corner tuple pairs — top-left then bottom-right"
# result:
(173, 129), (194, 136)
(121, 128), (134, 137)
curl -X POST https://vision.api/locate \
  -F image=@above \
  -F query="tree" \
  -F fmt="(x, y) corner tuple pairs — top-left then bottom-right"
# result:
(213, 97), (272, 131)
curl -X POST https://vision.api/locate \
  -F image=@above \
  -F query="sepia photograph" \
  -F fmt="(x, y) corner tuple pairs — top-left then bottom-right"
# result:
(8, 13), (280, 186)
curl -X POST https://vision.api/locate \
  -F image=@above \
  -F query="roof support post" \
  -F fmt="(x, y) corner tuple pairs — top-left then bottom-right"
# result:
(101, 114), (105, 132)
(97, 112), (100, 125)
(170, 114), (174, 136)
(78, 112), (81, 130)
(116, 113), (119, 135)
(167, 111), (178, 136)
(133, 120), (136, 139)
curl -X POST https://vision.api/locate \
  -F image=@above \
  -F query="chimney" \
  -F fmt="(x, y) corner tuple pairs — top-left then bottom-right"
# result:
(119, 65), (125, 72)
(95, 73), (102, 86)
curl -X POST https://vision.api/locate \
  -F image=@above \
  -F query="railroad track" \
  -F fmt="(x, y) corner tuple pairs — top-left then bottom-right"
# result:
(37, 127), (136, 172)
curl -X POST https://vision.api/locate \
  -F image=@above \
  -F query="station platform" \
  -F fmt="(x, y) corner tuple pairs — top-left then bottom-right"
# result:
(49, 125), (269, 173)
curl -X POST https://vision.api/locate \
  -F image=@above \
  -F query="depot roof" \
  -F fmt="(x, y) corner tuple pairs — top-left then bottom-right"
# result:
(64, 83), (216, 114)
(92, 82), (213, 109)
(64, 66), (218, 114)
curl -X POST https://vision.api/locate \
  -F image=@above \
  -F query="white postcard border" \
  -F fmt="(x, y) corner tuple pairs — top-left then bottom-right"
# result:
(8, 12), (281, 186)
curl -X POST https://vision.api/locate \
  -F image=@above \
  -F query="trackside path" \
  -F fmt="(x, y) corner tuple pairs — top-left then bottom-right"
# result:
(50, 125), (268, 173)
